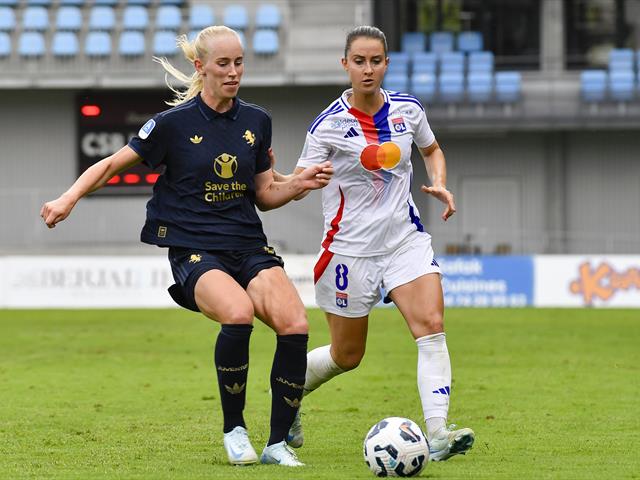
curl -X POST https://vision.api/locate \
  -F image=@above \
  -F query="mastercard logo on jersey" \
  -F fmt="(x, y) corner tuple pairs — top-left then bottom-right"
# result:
(359, 142), (401, 172)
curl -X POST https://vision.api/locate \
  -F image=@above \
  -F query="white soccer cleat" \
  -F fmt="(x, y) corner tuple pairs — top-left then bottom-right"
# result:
(223, 426), (258, 466)
(286, 410), (304, 448)
(260, 440), (305, 467)
(428, 424), (475, 461)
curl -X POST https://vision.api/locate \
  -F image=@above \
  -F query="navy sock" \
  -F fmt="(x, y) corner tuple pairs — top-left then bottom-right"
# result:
(268, 333), (308, 446)
(214, 324), (252, 434)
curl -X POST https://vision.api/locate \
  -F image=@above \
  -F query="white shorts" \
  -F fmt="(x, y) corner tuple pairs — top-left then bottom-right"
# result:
(314, 232), (441, 317)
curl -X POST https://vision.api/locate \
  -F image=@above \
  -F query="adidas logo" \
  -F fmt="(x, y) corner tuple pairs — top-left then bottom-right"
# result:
(432, 386), (450, 395)
(343, 127), (359, 138)
(225, 382), (246, 395)
(284, 396), (301, 408)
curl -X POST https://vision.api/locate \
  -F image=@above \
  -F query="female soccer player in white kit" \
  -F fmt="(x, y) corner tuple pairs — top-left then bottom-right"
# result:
(284, 26), (475, 461)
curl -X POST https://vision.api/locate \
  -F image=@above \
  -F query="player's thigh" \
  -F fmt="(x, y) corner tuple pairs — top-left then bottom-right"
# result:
(246, 266), (308, 335)
(326, 312), (369, 369)
(194, 269), (254, 324)
(389, 273), (444, 338)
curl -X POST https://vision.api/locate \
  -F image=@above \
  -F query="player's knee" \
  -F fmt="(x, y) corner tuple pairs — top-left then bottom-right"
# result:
(333, 348), (364, 371)
(277, 317), (309, 335)
(202, 304), (254, 325)
(423, 309), (444, 333)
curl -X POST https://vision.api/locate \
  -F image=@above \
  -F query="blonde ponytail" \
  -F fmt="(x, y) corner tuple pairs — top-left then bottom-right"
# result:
(153, 26), (242, 106)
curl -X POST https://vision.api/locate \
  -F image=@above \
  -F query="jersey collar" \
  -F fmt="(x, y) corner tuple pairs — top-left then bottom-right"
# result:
(340, 88), (390, 114)
(196, 92), (241, 121)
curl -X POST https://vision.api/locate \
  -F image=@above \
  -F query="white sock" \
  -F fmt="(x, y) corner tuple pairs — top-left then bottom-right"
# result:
(303, 345), (344, 395)
(416, 332), (451, 438)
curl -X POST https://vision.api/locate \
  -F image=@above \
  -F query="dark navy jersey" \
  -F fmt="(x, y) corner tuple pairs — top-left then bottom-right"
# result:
(128, 93), (272, 251)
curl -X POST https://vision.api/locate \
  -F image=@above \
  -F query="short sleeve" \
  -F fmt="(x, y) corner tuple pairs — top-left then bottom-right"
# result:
(296, 131), (332, 169)
(413, 108), (436, 149)
(255, 114), (272, 174)
(128, 115), (167, 169)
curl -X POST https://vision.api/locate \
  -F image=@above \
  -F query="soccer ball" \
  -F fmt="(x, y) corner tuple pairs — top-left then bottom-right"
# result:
(363, 417), (429, 477)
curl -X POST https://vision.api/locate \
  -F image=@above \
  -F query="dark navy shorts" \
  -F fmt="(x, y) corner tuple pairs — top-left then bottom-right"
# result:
(167, 246), (285, 312)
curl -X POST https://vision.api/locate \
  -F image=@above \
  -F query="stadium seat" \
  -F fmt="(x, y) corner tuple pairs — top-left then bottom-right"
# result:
(411, 52), (437, 74)
(55, 6), (82, 32)
(88, 6), (115, 31)
(223, 5), (248, 30)
(495, 71), (522, 102)
(438, 71), (464, 102)
(467, 71), (493, 102)
(457, 31), (483, 53)
(0, 7), (15, 31)
(122, 6), (149, 31)
(580, 70), (607, 102)
(52, 31), (79, 57)
(429, 31), (454, 54)
(608, 48), (634, 71)
(126, 0), (151, 5)
(158, 0), (184, 5)
(255, 4), (281, 30)
(85, 31), (111, 57)
(22, 6), (48, 31)
(0, 31), (10, 57)
(468, 51), (494, 73)
(189, 4), (215, 31)
(608, 70), (635, 101)
(387, 52), (410, 75)
(153, 30), (177, 56)
(0, 0), (17, 6)
(439, 51), (465, 74)
(18, 31), (45, 57)
(383, 73), (409, 92)
(411, 72), (436, 102)
(94, 0), (117, 4)
(26, 0), (51, 5)
(119, 30), (145, 56)
(401, 32), (426, 53)
(58, 0), (84, 5)
(156, 5), (181, 31)
(252, 29), (278, 55)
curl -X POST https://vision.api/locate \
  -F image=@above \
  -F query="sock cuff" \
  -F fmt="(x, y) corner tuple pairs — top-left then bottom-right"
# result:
(276, 333), (309, 348)
(220, 323), (253, 337)
(311, 344), (345, 374)
(415, 332), (446, 345)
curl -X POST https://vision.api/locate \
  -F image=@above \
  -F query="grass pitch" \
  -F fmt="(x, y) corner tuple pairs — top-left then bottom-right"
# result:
(0, 308), (638, 479)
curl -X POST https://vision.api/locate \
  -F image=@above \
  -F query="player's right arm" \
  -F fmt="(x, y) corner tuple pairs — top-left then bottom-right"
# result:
(40, 146), (142, 228)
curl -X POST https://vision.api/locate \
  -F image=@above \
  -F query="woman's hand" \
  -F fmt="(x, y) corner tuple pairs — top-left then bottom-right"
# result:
(40, 193), (77, 228)
(421, 185), (456, 221)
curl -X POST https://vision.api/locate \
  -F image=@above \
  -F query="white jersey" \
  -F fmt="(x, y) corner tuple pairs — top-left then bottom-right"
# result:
(297, 89), (436, 257)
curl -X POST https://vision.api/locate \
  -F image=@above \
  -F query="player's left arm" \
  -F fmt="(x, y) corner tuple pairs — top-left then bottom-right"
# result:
(254, 161), (333, 211)
(419, 141), (456, 221)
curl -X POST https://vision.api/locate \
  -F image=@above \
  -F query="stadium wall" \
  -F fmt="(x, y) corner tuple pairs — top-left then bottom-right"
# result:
(0, 89), (639, 255)
(1, 254), (638, 308)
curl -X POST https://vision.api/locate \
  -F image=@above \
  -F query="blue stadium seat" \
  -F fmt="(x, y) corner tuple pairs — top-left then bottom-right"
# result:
(608, 70), (635, 101)
(122, 6), (149, 31)
(430, 31), (454, 54)
(580, 70), (607, 102)
(58, 0), (84, 5)
(255, 4), (281, 30)
(0, 31), (10, 56)
(126, 0), (151, 5)
(88, 6), (115, 31)
(156, 5), (181, 31)
(468, 51), (494, 73)
(153, 30), (176, 55)
(411, 52), (437, 74)
(608, 48), (634, 71)
(411, 72), (436, 102)
(457, 31), (483, 53)
(383, 73), (409, 93)
(0, 0), (17, 6)
(189, 4), (215, 30)
(495, 71), (522, 102)
(439, 51), (464, 74)
(94, 0), (117, 5)
(467, 71), (493, 102)
(224, 5), (248, 30)
(119, 30), (145, 56)
(85, 31), (111, 57)
(387, 52), (410, 75)
(0, 7), (15, 31)
(52, 31), (79, 57)
(438, 72), (464, 102)
(26, 0), (51, 6)
(252, 29), (278, 55)
(158, 0), (184, 4)
(55, 6), (82, 31)
(18, 31), (45, 57)
(22, 6), (48, 31)
(402, 31), (426, 53)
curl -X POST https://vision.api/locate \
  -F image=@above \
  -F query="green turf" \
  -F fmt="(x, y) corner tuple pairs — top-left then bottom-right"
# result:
(0, 308), (638, 479)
